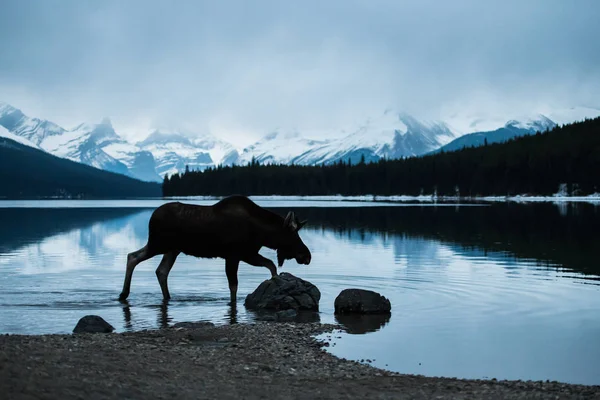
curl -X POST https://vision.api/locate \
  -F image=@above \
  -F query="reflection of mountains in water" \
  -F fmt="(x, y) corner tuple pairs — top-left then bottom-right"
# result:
(0, 208), (150, 255)
(270, 203), (600, 278)
(1, 203), (598, 280)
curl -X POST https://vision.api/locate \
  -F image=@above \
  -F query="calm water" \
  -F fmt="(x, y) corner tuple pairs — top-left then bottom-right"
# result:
(0, 200), (599, 385)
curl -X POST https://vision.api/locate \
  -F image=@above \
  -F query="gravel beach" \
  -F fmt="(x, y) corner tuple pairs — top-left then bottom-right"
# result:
(1, 321), (598, 400)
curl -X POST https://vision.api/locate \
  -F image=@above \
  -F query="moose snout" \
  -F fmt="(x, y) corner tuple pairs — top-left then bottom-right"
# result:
(297, 253), (311, 265)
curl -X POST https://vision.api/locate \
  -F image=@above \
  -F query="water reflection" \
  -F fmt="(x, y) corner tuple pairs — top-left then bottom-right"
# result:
(246, 309), (321, 323)
(275, 202), (600, 277)
(334, 313), (391, 334)
(0, 202), (599, 385)
(121, 299), (237, 329)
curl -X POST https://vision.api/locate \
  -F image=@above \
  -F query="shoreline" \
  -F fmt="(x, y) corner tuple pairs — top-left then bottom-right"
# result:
(1, 322), (598, 399)
(1, 194), (600, 210)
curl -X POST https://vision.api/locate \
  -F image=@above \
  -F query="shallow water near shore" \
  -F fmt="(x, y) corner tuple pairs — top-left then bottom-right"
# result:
(0, 199), (599, 385)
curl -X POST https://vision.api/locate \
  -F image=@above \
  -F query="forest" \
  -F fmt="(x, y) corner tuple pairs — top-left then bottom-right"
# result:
(163, 117), (600, 197)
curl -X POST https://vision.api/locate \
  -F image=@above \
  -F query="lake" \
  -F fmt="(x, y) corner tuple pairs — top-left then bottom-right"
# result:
(0, 199), (598, 385)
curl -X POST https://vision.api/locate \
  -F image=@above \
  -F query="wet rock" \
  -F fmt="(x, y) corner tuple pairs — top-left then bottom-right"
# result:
(334, 289), (391, 315)
(73, 315), (114, 334)
(275, 309), (298, 321)
(244, 272), (320, 311)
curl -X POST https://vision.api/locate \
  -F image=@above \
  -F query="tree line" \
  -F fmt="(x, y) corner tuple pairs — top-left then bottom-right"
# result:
(163, 117), (600, 197)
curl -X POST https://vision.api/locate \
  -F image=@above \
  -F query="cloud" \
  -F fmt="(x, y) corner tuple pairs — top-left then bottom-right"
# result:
(1, 0), (599, 146)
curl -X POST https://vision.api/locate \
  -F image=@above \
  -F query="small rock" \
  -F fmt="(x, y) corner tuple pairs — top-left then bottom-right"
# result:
(172, 321), (215, 330)
(73, 315), (114, 334)
(334, 289), (391, 314)
(244, 272), (321, 311)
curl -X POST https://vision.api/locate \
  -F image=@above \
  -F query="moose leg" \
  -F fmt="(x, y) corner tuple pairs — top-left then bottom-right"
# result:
(225, 258), (240, 305)
(241, 253), (278, 278)
(155, 251), (180, 301)
(119, 245), (154, 301)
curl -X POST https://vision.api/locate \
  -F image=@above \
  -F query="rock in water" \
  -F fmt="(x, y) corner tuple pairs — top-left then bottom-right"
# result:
(73, 315), (115, 334)
(244, 272), (320, 311)
(334, 289), (391, 314)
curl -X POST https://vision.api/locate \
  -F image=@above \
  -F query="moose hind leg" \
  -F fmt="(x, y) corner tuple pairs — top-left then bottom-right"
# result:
(241, 253), (277, 278)
(119, 245), (154, 301)
(156, 251), (180, 301)
(225, 258), (240, 306)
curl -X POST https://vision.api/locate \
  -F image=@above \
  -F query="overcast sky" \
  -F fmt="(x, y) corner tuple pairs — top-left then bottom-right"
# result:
(1, 0), (599, 146)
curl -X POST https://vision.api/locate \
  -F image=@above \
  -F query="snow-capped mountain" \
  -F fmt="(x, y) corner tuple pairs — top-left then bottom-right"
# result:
(240, 110), (461, 166)
(238, 129), (328, 165)
(136, 130), (240, 178)
(0, 102), (240, 182)
(0, 102), (65, 145)
(435, 114), (557, 154)
(0, 103), (132, 178)
(239, 108), (599, 166)
(67, 119), (162, 182)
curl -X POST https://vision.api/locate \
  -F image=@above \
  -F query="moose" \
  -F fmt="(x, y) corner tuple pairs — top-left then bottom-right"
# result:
(118, 195), (312, 304)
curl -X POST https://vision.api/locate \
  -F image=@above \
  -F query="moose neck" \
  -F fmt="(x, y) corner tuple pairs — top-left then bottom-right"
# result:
(262, 225), (288, 251)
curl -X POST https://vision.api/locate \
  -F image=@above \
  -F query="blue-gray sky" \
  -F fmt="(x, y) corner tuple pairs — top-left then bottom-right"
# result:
(1, 0), (599, 145)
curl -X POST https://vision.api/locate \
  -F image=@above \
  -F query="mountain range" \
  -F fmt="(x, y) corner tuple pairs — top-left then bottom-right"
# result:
(1, 101), (599, 183)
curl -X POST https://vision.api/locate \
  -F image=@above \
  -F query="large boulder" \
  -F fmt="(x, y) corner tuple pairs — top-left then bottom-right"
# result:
(244, 272), (320, 311)
(334, 289), (391, 315)
(73, 315), (115, 334)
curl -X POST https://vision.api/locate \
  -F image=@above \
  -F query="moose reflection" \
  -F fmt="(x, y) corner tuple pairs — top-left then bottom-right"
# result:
(119, 196), (312, 304)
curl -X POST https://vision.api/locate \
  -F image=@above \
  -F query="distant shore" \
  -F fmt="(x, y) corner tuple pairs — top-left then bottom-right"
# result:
(1, 322), (598, 400)
(1, 193), (600, 204)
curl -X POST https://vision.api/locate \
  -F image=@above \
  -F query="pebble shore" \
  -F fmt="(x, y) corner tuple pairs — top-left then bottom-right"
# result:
(1, 321), (598, 399)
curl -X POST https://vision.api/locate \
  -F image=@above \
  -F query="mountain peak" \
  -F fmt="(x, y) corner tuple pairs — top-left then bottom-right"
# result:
(99, 117), (113, 127)
(0, 102), (22, 118)
(263, 129), (302, 141)
(504, 114), (556, 132)
(136, 130), (192, 147)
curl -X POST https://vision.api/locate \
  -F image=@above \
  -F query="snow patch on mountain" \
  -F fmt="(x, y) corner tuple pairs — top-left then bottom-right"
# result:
(0, 102), (65, 145)
(238, 129), (328, 165)
(135, 130), (239, 177)
(0, 125), (40, 148)
(253, 111), (460, 166)
(505, 114), (555, 131)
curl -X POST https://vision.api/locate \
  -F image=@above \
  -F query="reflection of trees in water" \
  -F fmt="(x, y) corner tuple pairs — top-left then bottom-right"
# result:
(270, 203), (600, 277)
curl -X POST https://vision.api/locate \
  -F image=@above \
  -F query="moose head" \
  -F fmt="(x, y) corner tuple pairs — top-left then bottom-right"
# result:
(277, 211), (311, 267)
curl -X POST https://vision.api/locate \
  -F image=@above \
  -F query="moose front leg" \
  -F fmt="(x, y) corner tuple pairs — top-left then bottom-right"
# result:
(241, 253), (278, 278)
(225, 258), (239, 306)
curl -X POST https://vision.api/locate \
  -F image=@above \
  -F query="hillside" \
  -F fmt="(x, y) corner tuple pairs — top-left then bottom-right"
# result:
(163, 117), (600, 197)
(0, 136), (161, 199)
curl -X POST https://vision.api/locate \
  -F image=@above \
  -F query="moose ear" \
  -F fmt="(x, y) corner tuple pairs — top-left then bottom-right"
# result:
(297, 219), (308, 231)
(284, 211), (297, 230)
